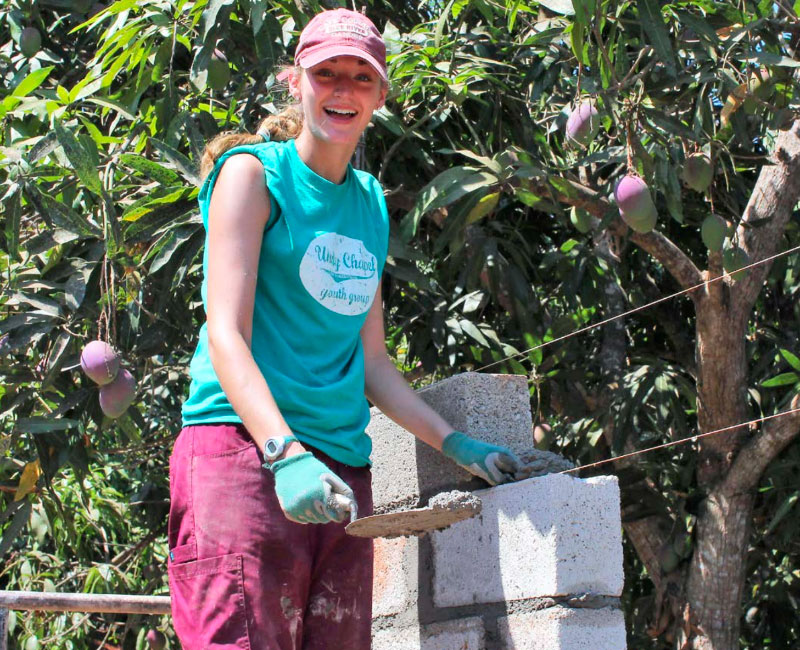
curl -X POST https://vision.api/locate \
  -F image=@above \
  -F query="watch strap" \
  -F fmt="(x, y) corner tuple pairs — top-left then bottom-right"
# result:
(262, 435), (298, 471)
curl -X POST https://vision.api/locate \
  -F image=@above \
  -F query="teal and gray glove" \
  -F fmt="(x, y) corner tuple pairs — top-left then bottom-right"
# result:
(441, 431), (521, 486)
(270, 452), (357, 524)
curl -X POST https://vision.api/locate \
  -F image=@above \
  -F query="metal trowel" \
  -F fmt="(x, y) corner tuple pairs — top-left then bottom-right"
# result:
(331, 491), (482, 539)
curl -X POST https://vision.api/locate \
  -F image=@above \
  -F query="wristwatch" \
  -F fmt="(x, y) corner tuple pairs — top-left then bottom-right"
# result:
(262, 435), (298, 470)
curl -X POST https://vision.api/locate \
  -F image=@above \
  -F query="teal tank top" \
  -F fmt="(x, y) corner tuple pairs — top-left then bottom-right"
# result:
(182, 139), (390, 467)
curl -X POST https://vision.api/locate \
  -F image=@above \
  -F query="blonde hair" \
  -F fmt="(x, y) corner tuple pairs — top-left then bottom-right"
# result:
(199, 105), (303, 180)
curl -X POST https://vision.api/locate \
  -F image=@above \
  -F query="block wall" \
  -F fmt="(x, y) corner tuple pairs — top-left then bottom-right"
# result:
(366, 373), (627, 650)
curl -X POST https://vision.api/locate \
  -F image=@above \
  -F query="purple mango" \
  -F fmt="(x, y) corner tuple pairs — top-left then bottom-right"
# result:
(146, 629), (166, 650)
(614, 175), (657, 233)
(565, 101), (600, 146)
(99, 368), (136, 418)
(80, 340), (120, 386)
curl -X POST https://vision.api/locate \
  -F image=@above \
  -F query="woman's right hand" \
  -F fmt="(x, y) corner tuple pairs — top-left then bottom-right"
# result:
(270, 452), (357, 524)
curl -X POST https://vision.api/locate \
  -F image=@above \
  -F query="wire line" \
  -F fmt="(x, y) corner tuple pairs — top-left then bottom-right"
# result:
(559, 407), (800, 475)
(477, 243), (800, 373)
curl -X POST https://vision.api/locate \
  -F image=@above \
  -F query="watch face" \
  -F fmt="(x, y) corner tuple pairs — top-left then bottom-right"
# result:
(265, 438), (282, 459)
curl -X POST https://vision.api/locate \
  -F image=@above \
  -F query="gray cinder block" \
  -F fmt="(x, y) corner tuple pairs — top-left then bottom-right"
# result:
(497, 607), (627, 650)
(372, 617), (485, 650)
(431, 474), (624, 607)
(368, 373), (533, 513)
(372, 536), (419, 618)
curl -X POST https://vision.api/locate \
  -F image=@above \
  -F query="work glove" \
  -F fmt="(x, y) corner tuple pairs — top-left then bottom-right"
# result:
(270, 452), (357, 524)
(441, 431), (521, 486)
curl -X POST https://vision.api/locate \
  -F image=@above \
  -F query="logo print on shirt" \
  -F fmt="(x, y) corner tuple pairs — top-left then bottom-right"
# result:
(299, 232), (379, 316)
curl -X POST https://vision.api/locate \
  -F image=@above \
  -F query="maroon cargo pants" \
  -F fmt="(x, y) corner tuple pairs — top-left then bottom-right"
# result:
(167, 423), (374, 649)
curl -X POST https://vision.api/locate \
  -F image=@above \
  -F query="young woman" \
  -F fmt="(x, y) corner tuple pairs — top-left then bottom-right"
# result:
(167, 9), (521, 649)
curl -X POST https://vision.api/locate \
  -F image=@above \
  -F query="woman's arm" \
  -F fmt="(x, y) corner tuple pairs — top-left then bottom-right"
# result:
(205, 154), (304, 459)
(362, 282), (522, 485)
(361, 283), (454, 451)
(205, 153), (358, 523)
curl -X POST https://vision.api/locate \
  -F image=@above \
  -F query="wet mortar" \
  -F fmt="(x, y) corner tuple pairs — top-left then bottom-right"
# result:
(346, 490), (482, 539)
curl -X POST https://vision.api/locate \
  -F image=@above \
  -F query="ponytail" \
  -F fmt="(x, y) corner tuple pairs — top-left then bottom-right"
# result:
(199, 104), (304, 180)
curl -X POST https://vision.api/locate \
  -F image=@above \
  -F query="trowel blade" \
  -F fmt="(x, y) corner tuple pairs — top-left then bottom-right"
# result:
(344, 491), (481, 539)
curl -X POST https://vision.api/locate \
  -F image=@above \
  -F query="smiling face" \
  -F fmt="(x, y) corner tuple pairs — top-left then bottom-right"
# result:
(289, 55), (387, 148)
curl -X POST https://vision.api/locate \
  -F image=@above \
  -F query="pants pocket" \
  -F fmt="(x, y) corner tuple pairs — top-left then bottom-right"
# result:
(169, 553), (251, 649)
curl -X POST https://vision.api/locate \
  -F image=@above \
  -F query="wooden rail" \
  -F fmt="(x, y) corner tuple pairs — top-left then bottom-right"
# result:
(0, 592), (170, 649)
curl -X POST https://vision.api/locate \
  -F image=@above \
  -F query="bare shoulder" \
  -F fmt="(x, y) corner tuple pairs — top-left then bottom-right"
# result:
(209, 153), (270, 228)
(213, 153), (267, 195)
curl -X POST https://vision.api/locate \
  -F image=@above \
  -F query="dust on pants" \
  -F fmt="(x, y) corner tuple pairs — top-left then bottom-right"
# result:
(168, 423), (373, 649)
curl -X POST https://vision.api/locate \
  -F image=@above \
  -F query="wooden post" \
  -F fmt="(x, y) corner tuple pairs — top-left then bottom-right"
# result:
(0, 607), (8, 650)
(0, 591), (170, 615)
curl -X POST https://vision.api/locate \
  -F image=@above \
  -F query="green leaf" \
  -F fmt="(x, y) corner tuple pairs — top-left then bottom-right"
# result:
(4, 183), (21, 260)
(57, 85), (70, 105)
(459, 319), (490, 347)
(124, 198), (197, 242)
(570, 21), (586, 66)
(119, 154), (180, 185)
(25, 185), (101, 238)
(761, 372), (800, 388)
(148, 225), (198, 274)
(53, 122), (103, 195)
(15, 417), (80, 434)
(572, 0), (594, 23)
(548, 176), (579, 199)
(399, 167), (497, 241)
(0, 501), (32, 559)
(64, 265), (92, 311)
(538, 0), (575, 15)
(434, 0), (454, 48)
(123, 188), (195, 222)
(560, 238), (580, 253)
(764, 492), (798, 536)
(662, 160), (684, 223)
(28, 132), (59, 163)
(675, 11), (719, 44)
(12, 66), (55, 98)
(638, 0), (677, 78)
(746, 51), (800, 68)
(150, 138), (200, 187)
(202, 0), (235, 40)
(84, 97), (136, 121)
(642, 107), (698, 141)
(0, 499), (26, 527)
(779, 349), (800, 372)
(466, 191), (500, 224)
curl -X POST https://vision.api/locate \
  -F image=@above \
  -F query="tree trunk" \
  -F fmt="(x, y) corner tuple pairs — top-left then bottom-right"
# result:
(694, 290), (750, 488)
(686, 288), (753, 649)
(686, 490), (754, 649)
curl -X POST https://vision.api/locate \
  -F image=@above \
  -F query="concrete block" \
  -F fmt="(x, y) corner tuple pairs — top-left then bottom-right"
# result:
(372, 617), (485, 650)
(369, 373), (533, 513)
(432, 474), (623, 607)
(497, 607), (627, 649)
(372, 535), (419, 617)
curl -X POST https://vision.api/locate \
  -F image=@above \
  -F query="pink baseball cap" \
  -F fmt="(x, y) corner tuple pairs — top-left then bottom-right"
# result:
(282, 9), (387, 81)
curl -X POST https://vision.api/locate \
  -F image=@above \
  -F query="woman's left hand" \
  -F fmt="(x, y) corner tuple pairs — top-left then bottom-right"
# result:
(440, 431), (521, 486)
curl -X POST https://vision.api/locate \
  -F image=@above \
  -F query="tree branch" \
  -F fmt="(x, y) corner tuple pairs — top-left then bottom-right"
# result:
(526, 176), (704, 290)
(722, 393), (800, 495)
(625, 228), (704, 291)
(736, 120), (800, 310)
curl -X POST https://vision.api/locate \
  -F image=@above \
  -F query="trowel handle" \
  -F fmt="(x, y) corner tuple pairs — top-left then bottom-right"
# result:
(331, 493), (358, 524)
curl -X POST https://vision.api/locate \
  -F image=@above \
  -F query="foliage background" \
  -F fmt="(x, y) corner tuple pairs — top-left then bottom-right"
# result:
(1, 0), (799, 647)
